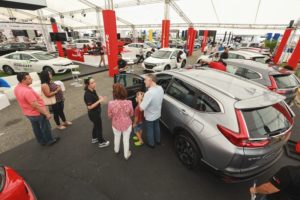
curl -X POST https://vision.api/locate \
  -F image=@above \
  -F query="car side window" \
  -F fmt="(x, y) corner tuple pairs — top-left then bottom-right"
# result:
(228, 53), (238, 59)
(156, 74), (173, 91)
(11, 54), (21, 60)
(243, 69), (261, 79)
(3, 44), (11, 49)
(226, 65), (239, 74)
(234, 67), (246, 78)
(20, 54), (34, 60)
(166, 78), (196, 108)
(195, 91), (221, 112)
(236, 55), (245, 59)
(171, 51), (178, 58)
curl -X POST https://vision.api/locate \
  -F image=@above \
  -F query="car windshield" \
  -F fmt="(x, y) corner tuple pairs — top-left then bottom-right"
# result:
(151, 50), (171, 59)
(273, 74), (299, 89)
(242, 103), (291, 138)
(32, 53), (55, 60)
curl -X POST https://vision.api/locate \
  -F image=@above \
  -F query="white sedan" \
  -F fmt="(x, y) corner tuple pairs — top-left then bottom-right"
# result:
(0, 51), (74, 75)
(142, 48), (187, 72)
(123, 43), (155, 59)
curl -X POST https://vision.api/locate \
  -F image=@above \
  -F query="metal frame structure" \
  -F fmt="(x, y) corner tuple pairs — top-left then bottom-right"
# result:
(73, 23), (288, 30)
(0, 0), (290, 31)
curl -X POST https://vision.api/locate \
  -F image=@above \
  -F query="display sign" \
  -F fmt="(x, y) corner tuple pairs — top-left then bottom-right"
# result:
(1, 0), (47, 10)
(49, 32), (67, 42)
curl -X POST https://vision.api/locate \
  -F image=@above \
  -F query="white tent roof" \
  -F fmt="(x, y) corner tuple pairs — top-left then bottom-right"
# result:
(0, 0), (300, 34)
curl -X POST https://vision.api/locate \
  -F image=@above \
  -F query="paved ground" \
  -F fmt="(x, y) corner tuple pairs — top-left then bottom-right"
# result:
(0, 49), (300, 200)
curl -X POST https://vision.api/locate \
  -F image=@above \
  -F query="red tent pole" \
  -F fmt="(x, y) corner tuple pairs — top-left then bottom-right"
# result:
(102, 10), (119, 77)
(161, 20), (170, 48)
(201, 30), (209, 53)
(273, 28), (293, 64)
(50, 18), (64, 57)
(287, 36), (300, 70)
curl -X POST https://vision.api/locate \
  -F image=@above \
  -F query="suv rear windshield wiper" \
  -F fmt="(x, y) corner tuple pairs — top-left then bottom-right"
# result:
(264, 128), (287, 137)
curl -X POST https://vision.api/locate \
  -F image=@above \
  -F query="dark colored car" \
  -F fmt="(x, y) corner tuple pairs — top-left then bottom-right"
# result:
(0, 166), (36, 199)
(225, 59), (300, 105)
(0, 43), (46, 56)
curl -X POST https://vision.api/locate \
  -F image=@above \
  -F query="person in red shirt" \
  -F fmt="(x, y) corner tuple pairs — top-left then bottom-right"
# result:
(14, 72), (59, 146)
(133, 91), (144, 146)
(200, 58), (227, 72)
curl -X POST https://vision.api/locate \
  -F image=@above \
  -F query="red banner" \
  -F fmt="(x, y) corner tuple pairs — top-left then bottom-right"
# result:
(161, 20), (170, 48)
(51, 23), (64, 57)
(287, 37), (300, 70)
(102, 10), (119, 77)
(273, 28), (293, 64)
(187, 27), (196, 56)
(201, 30), (209, 53)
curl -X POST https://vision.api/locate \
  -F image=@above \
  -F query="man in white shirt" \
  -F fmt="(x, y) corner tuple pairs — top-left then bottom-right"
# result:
(137, 73), (164, 148)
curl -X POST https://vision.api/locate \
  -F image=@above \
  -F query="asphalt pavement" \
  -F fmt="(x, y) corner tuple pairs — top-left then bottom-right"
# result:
(0, 105), (299, 200)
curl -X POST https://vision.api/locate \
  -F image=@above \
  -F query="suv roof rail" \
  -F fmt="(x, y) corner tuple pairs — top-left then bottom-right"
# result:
(170, 69), (238, 100)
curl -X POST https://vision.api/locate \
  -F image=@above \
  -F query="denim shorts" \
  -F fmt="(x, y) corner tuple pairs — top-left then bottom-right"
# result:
(133, 123), (143, 133)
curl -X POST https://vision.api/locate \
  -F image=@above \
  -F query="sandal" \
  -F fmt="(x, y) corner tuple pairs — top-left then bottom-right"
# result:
(57, 125), (66, 130)
(63, 121), (72, 126)
(133, 136), (138, 141)
(134, 141), (144, 146)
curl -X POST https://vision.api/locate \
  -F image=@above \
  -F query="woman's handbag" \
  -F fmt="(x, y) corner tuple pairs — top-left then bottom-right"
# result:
(41, 92), (56, 106)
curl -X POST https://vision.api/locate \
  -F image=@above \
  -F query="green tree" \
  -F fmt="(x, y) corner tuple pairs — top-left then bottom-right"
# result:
(265, 40), (278, 53)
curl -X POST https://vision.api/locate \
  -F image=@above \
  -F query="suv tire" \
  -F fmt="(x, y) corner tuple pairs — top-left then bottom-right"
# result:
(174, 132), (200, 169)
(3, 65), (15, 75)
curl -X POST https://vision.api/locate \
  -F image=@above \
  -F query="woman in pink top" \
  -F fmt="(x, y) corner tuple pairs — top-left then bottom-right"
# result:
(108, 83), (133, 160)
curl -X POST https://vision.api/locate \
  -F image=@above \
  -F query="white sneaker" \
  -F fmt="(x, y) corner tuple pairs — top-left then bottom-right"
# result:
(125, 150), (132, 160)
(99, 141), (110, 148)
(91, 138), (98, 144)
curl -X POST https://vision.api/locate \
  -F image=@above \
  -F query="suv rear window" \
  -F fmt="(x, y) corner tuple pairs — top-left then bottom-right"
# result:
(273, 74), (299, 89)
(242, 103), (291, 138)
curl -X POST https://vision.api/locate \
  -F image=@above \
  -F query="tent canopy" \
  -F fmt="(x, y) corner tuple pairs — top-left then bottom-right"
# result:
(0, 0), (299, 34)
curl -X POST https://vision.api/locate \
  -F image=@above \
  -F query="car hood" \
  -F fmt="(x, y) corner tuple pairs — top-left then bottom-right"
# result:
(144, 56), (169, 64)
(42, 57), (72, 65)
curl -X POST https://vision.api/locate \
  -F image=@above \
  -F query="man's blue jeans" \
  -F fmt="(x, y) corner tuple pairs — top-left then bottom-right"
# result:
(145, 119), (160, 146)
(27, 115), (54, 145)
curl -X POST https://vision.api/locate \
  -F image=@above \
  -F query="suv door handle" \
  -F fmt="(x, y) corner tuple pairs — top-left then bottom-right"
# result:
(180, 109), (188, 115)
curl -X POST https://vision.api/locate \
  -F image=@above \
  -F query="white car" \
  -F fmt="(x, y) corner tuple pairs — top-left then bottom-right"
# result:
(123, 43), (154, 58)
(0, 51), (74, 75)
(142, 48), (187, 72)
(196, 50), (268, 64)
(72, 39), (95, 49)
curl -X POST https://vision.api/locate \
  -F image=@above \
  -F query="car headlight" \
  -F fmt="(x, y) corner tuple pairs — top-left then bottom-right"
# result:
(0, 166), (6, 192)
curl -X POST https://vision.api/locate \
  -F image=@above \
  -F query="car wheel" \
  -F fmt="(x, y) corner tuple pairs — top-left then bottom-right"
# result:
(146, 52), (151, 58)
(181, 60), (186, 68)
(174, 132), (200, 169)
(3, 65), (15, 75)
(43, 66), (55, 75)
(164, 65), (171, 70)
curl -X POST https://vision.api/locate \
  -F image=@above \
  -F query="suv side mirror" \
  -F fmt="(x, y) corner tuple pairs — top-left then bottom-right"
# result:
(171, 56), (176, 59)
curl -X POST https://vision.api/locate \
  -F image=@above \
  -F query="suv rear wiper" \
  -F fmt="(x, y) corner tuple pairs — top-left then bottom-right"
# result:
(264, 128), (287, 137)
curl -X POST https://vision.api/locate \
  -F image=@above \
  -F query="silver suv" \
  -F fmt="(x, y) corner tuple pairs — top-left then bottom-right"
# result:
(115, 69), (295, 178)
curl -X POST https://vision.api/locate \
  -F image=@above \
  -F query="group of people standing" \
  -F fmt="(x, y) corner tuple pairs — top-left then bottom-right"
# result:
(83, 73), (164, 160)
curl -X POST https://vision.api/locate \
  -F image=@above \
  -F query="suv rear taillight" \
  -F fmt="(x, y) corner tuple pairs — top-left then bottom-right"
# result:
(217, 109), (269, 148)
(268, 75), (277, 92)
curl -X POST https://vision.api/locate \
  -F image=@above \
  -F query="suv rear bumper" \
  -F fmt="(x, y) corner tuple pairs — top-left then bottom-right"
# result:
(222, 149), (283, 179)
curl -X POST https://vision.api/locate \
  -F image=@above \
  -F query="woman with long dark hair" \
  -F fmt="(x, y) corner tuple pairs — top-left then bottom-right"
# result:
(83, 77), (109, 148)
(40, 70), (72, 130)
